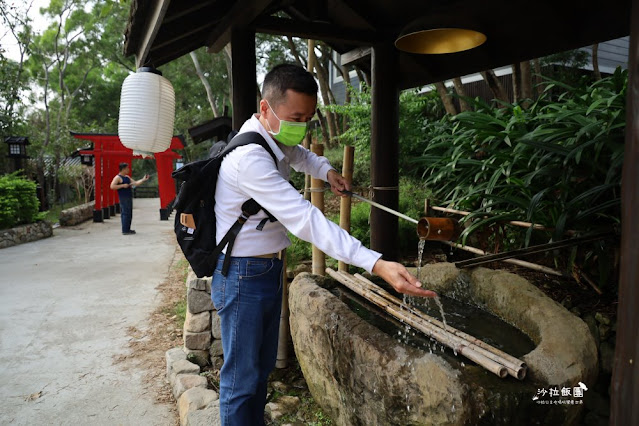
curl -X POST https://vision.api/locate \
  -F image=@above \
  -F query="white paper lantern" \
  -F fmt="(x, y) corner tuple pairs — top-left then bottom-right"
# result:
(118, 67), (175, 156)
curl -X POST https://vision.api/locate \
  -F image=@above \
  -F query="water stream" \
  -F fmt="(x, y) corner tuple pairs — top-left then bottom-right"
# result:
(333, 285), (534, 360)
(417, 238), (426, 279)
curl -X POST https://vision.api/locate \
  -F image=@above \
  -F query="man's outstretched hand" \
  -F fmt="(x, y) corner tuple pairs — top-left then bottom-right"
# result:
(372, 259), (437, 298)
(327, 169), (350, 197)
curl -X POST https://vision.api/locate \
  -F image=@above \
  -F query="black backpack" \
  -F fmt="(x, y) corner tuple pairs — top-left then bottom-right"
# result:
(172, 131), (278, 278)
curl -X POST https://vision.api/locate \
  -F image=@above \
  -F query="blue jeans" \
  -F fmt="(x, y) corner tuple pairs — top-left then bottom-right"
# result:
(211, 254), (284, 426)
(119, 197), (132, 233)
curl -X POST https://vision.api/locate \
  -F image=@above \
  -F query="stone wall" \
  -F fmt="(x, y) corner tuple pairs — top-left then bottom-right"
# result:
(59, 202), (94, 226)
(183, 270), (223, 369)
(0, 221), (52, 249)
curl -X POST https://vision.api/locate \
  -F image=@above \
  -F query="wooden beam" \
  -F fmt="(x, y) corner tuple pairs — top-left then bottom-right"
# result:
(147, 34), (212, 68)
(611, 0), (639, 424)
(151, 21), (217, 51)
(206, 0), (274, 53)
(135, 0), (171, 68)
(252, 16), (383, 45)
(327, 0), (376, 30)
(163, 1), (215, 24)
(340, 47), (371, 67)
(369, 44), (399, 260)
(231, 29), (257, 128)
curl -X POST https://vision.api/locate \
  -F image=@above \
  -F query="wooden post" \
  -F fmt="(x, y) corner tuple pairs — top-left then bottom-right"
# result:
(370, 44), (399, 260)
(311, 143), (326, 275)
(276, 249), (289, 368)
(338, 145), (355, 272)
(611, 0), (639, 423)
(230, 29), (256, 129)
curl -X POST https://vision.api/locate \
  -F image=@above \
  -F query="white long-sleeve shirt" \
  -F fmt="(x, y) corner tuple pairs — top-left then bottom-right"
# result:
(214, 114), (382, 273)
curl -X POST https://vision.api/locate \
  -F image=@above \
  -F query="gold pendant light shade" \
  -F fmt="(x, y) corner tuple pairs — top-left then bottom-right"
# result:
(395, 27), (486, 54)
(395, 14), (487, 55)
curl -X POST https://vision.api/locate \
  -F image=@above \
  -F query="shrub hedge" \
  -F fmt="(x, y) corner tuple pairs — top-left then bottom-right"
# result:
(0, 173), (42, 229)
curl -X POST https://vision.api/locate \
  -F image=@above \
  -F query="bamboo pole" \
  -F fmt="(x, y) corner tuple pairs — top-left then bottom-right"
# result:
(311, 143), (326, 276)
(326, 269), (509, 379)
(351, 272), (527, 379)
(338, 145), (355, 272)
(276, 249), (289, 368)
(427, 203), (576, 236)
(303, 40), (315, 202)
(443, 241), (563, 276)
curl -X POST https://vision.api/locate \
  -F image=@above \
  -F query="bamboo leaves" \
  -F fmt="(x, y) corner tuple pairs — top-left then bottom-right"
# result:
(416, 71), (625, 279)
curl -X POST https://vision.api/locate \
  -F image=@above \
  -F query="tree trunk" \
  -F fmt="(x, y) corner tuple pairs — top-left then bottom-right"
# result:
(592, 44), (602, 81)
(481, 70), (509, 104)
(312, 48), (338, 147)
(315, 108), (331, 151)
(435, 82), (458, 115)
(452, 77), (471, 112)
(318, 43), (340, 145)
(532, 58), (545, 97)
(511, 63), (522, 104)
(520, 60), (533, 108)
(190, 51), (219, 117)
(355, 67), (370, 87)
(287, 36), (306, 68)
(223, 44), (233, 111)
(342, 64), (351, 132)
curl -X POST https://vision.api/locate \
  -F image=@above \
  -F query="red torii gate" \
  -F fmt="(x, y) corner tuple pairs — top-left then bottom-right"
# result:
(71, 132), (184, 222)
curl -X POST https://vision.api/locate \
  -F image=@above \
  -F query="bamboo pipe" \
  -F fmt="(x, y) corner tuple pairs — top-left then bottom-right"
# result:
(351, 272), (527, 379)
(427, 203), (576, 236)
(276, 249), (289, 368)
(349, 272), (526, 378)
(443, 241), (563, 276)
(303, 40), (315, 202)
(341, 190), (418, 224)
(338, 145), (355, 273)
(331, 270), (509, 378)
(326, 269), (508, 378)
(311, 143), (326, 276)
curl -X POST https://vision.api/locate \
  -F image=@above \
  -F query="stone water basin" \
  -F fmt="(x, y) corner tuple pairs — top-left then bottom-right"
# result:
(288, 263), (597, 425)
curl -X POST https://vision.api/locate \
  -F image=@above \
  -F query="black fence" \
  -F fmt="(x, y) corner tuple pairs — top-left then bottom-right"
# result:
(133, 186), (159, 198)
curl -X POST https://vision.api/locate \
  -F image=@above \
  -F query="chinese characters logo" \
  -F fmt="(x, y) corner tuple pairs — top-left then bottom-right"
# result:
(532, 382), (588, 405)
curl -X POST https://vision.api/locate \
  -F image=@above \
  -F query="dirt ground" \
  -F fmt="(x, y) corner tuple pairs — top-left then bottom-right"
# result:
(116, 250), (189, 425)
(118, 249), (329, 425)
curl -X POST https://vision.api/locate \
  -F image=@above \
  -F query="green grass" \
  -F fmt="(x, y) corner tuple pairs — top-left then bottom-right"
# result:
(43, 201), (79, 224)
(174, 299), (187, 329)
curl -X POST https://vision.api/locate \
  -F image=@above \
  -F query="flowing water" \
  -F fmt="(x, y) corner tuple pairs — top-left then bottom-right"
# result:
(417, 238), (426, 279)
(433, 295), (448, 331)
(332, 283), (534, 360)
(416, 239), (450, 347)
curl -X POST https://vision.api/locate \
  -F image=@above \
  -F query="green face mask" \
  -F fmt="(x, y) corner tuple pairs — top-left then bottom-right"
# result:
(265, 101), (308, 146)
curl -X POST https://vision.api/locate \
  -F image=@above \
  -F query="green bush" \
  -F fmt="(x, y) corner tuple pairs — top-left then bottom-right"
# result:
(323, 84), (445, 186)
(0, 172), (43, 229)
(415, 69), (627, 285)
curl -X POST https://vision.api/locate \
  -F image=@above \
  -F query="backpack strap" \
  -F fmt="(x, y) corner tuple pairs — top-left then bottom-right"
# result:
(210, 131), (280, 276)
(216, 131), (278, 165)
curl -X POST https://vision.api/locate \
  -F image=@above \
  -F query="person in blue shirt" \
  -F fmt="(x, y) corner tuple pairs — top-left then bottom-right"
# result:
(110, 162), (149, 235)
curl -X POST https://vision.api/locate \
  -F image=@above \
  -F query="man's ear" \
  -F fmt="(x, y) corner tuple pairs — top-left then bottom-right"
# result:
(259, 99), (269, 116)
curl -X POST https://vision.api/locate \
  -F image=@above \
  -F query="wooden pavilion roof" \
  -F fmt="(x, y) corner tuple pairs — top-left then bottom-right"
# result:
(124, 0), (631, 89)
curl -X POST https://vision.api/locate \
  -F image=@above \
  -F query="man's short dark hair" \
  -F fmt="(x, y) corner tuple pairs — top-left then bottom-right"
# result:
(262, 64), (318, 107)
(119, 162), (129, 171)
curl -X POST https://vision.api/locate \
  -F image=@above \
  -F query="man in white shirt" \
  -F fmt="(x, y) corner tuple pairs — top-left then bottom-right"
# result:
(211, 64), (435, 426)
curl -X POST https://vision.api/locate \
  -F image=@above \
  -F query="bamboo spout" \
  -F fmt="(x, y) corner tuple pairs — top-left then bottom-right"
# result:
(417, 217), (459, 241)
